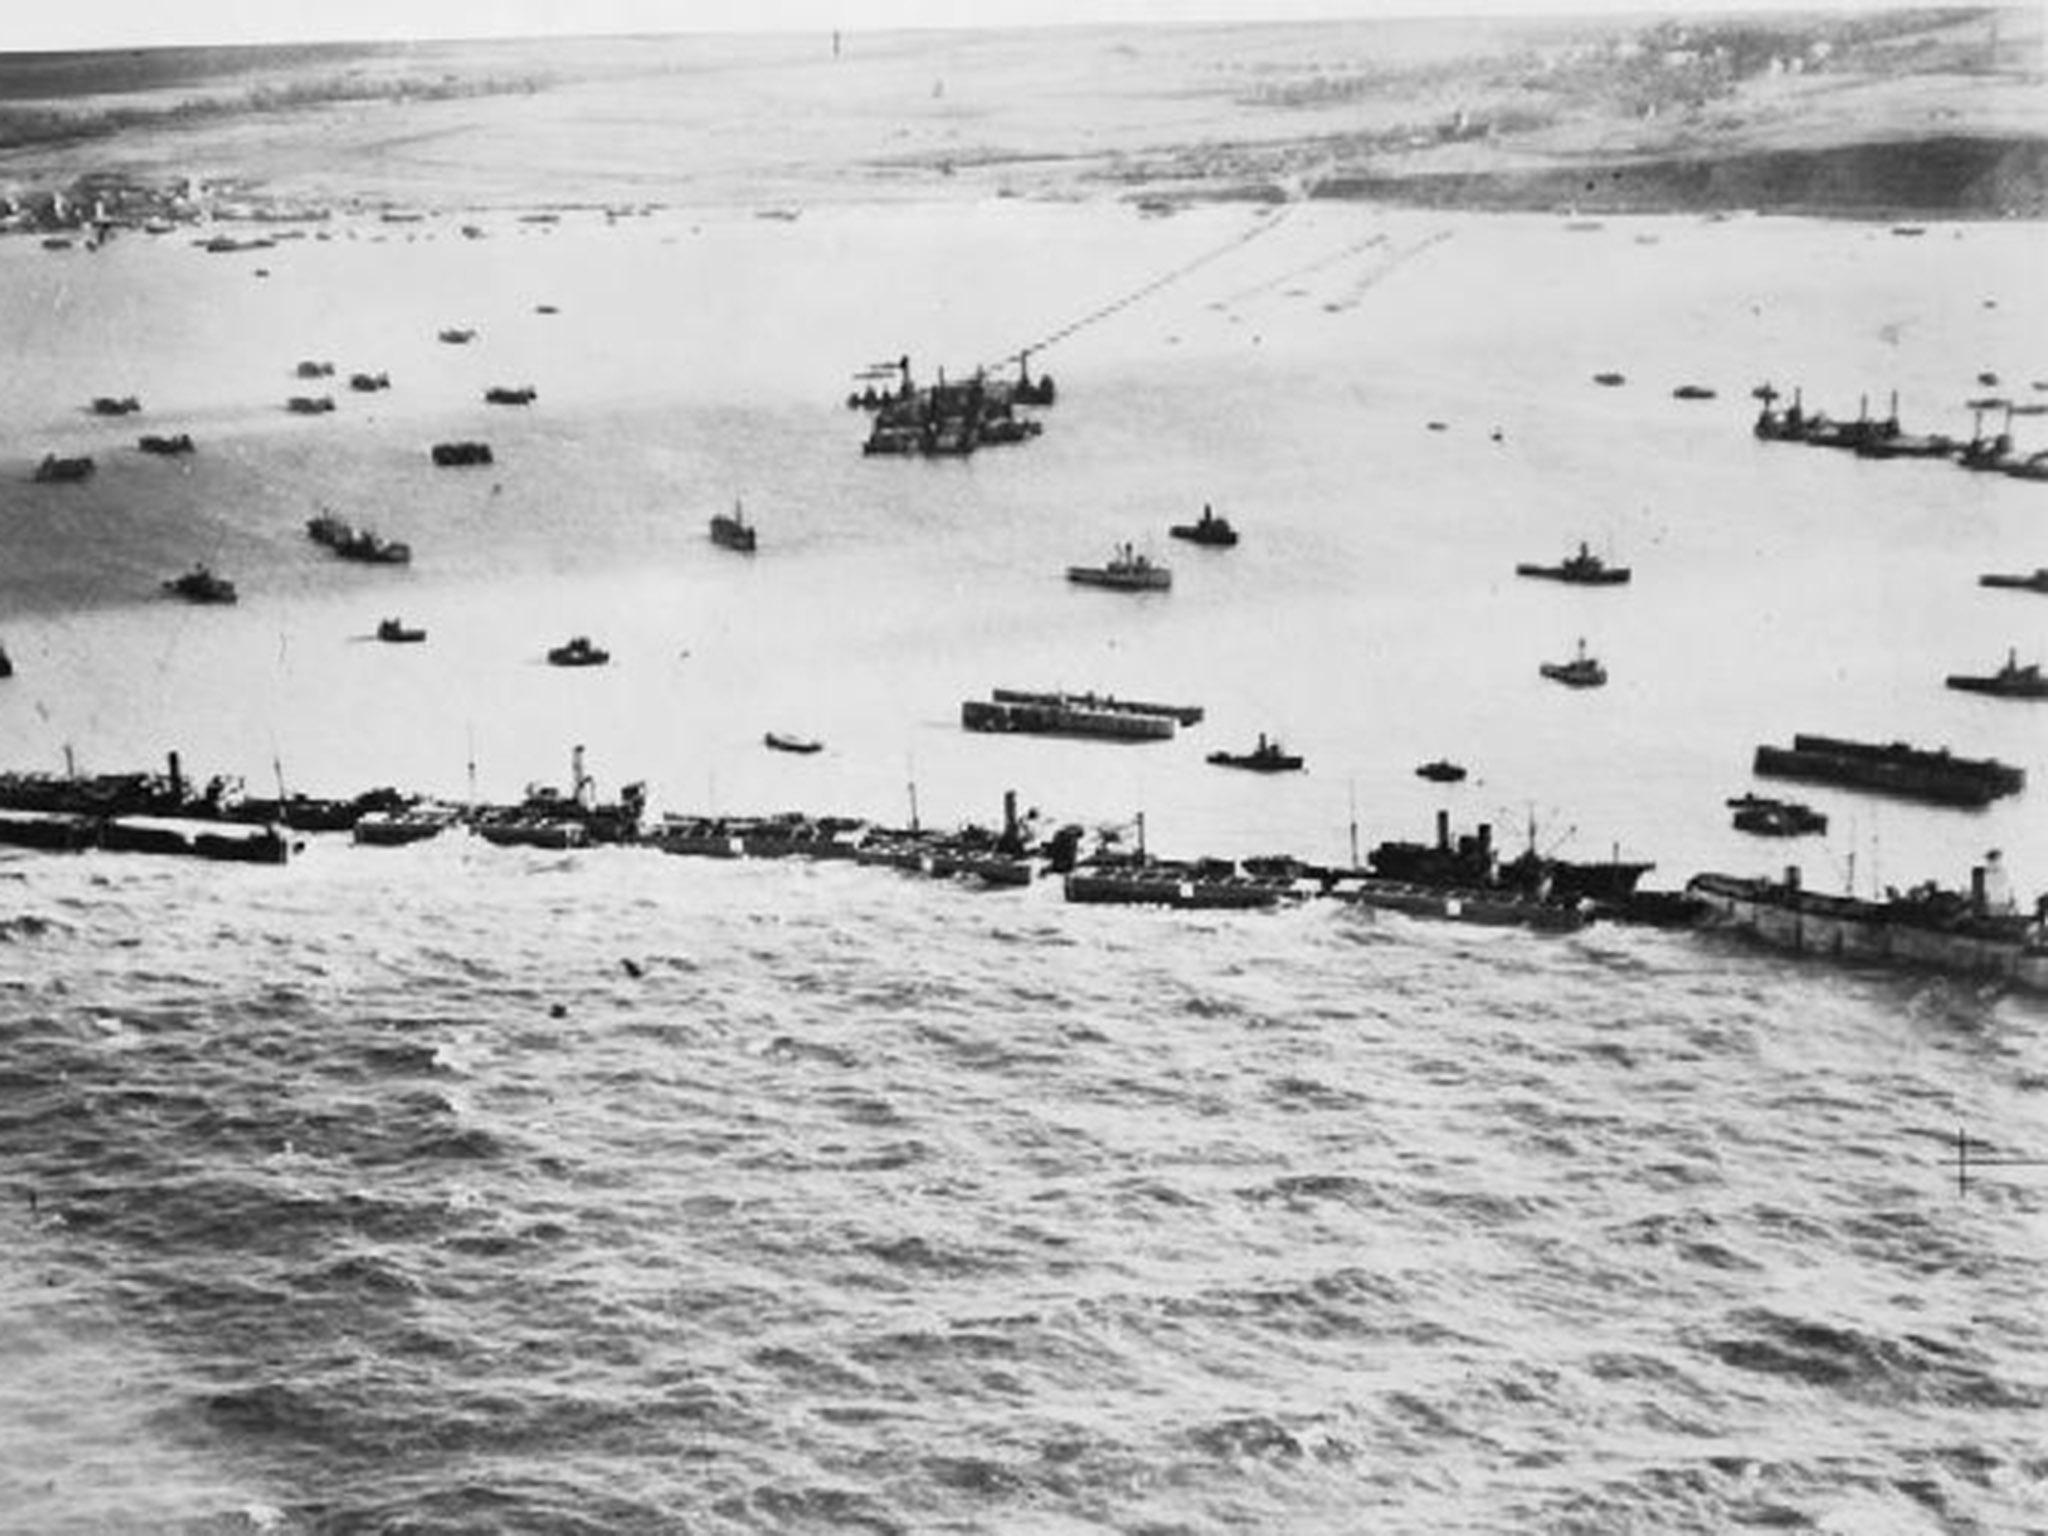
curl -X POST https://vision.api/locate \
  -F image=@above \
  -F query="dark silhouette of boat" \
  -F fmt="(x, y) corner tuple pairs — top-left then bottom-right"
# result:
(547, 636), (609, 667)
(1592, 372), (1625, 386)
(295, 360), (334, 379)
(1539, 638), (1606, 688)
(1752, 733), (2023, 807)
(1946, 649), (2048, 699)
(286, 395), (335, 415)
(485, 385), (537, 405)
(1727, 794), (1827, 837)
(1415, 759), (1466, 783)
(1672, 384), (1717, 400)
(764, 731), (823, 754)
(163, 564), (237, 604)
(711, 502), (757, 552)
(137, 433), (194, 455)
(1515, 542), (1629, 585)
(336, 529), (411, 565)
(354, 802), (463, 845)
(0, 644), (11, 679)
(1689, 856), (2048, 993)
(990, 687), (1202, 725)
(1206, 733), (1303, 772)
(1169, 504), (1238, 547)
(376, 619), (426, 644)
(431, 441), (493, 466)
(437, 327), (477, 344)
(1068, 544), (1169, 591)
(348, 371), (390, 392)
(1367, 810), (1651, 909)
(1980, 568), (2048, 593)
(963, 692), (1177, 741)
(855, 354), (1053, 456)
(33, 453), (94, 482)
(306, 511), (350, 548)
(90, 395), (141, 415)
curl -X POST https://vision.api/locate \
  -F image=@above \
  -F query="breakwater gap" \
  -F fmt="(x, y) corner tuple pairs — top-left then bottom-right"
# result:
(5, 753), (2045, 995)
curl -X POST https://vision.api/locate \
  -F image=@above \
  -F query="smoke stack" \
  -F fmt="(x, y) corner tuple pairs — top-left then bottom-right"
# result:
(1477, 823), (1492, 860)
(1785, 865), (1801, 891)
(167, 750), (183, 799)
(1003, 789), (1018, 841)
(1971, 865), (1987, 911)
(1436, 809), (1450, 851)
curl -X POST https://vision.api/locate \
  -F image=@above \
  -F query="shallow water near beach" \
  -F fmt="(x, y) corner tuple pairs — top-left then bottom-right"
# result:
(2, 176), (2047, 1532)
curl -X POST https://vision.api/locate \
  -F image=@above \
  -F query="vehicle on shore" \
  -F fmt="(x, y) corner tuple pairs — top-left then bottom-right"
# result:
(1067, 543), (1170, 592)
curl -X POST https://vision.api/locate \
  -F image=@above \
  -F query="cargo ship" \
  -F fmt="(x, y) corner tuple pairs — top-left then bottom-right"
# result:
(1366, 811), (1652, 905)
(1688, 857), (2048, 993)
(1752, 733), (2024, 808)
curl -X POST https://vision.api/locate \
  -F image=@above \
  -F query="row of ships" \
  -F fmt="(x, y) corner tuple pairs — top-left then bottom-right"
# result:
(1, 736), (2042, 995)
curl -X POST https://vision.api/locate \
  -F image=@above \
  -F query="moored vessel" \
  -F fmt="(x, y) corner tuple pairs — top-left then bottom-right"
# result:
(1205, 734), (1303, 773)
(1067, 544), (1169, 592)
(711, 502), (757, 553)
(764, 731), (823, 754)
(1945, 649), (2048, 699)
(1515, 542), (1629, 585)
(1169, 504), (1238, 548)
(1539, 638), (1606, 688)
(1752, 733), (2023, 807)
(1978, 568), (2048, 593)
(546, 636), (609, 667)
(376, 618), (427, 644)
(162, 564), (237, 604)
(1727, 794), (1828, 837)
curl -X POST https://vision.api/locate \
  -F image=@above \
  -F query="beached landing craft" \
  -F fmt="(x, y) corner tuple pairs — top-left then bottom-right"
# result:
(1515, 541), (1629, 585)
(711, 502), (757, 553)
(1539, 638), (1606, 688)
(1067, 543), (1169, 592)
(1946, 649), (2048, 699)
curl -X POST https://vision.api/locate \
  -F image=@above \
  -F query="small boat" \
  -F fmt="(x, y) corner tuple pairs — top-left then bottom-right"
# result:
(1979, 568), (2048, 593)
(1415, 759), (1466, 783)
(1945, 648), (2048, 699)
(294, 360), (334, 379)
(354, 803), (462, 846)
(711, 502), (757, 553)
(90, 395), (141, 415)
(33, 453), (95, 482)
(437, 327), (478, 344)
(1169, 504), (1238, 547)
(1672, 384), (1717, 401)
(163, 564), (237, 604)
(336, 529), (411, 565)
(1727, 794), (1827, 837)
(376, 618), (427, 644)
(348, 371), (391, 392)
(306, 511), (351, 548)
(1539, 638), (1606, 689)
(1592, 372), (1626, 387)
(764, 731), (823, 755)
(484, 385), (537, 405)
(137, 433), (195, 455)
(547, 636), (609, 667)
(431, 441), (493, 466)
(1068, 543), (1170, 592)
(286, 395), (335, 414)
(1206, 733), (1303, 773)
(535, 304), (559, 314)
(1515, 541), (1630, 585)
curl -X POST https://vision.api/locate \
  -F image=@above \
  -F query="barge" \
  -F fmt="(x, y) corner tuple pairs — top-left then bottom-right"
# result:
(1752, 733), (2024, 808)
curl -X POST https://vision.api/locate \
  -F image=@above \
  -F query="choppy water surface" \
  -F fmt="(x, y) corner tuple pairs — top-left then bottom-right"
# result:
(1, 189), (2046, 1532)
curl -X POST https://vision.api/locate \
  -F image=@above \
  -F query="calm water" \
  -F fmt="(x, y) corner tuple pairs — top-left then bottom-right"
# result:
(2, 199), (2046, 1532)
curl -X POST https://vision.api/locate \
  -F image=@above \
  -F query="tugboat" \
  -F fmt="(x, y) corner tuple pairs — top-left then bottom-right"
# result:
(764, 731), (823, 754)
(1067, 543), (1170, 592)
(711, 502), (757, 553)
(1205, 733), (1303, 772)
(547, 636), (609, 667)
(1539, 638), (1606, 689)
(1169, 504), (1238, 548)
(1515, 541), (1630, 585)
(1946, 648), (2048, 699)
(376, 618), (427, 644)
(1727, 794), (1828, 836)
(1979, 568), (2048, 593)
(163, 564), (237, 604)
(1672, 383), (1717, 400)
(1415, 759), (1467, 783)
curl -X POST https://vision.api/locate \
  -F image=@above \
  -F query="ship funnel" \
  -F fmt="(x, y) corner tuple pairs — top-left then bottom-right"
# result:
(1785, 865), (1801, 890)
(1971, 865), (1986, 911)
(1477, 823), (1492, 859)
(167, 749), (183, 799)
(1436, 809), (1450, 851)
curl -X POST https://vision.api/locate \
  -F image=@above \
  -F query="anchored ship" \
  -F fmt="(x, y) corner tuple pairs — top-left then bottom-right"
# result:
(1067, 544), (1169, 592)
(1752, 733), (2024, 808)
(1945, 649), (2048, 700)
(1515, 542), (1629, 585)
